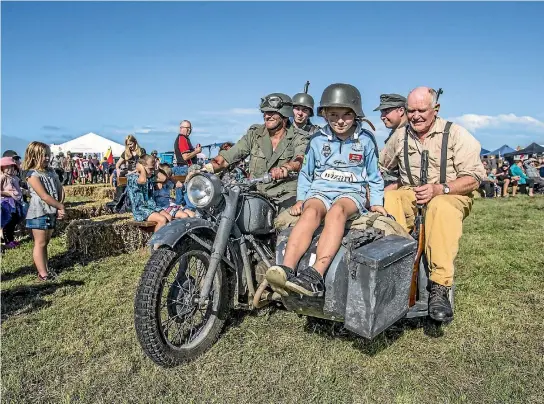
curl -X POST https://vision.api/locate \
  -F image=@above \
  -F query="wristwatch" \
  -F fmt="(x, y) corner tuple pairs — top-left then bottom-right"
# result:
(442, 184), (451, 194)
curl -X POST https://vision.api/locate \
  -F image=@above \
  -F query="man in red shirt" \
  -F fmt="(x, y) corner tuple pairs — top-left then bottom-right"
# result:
(174, 120), (201, 167)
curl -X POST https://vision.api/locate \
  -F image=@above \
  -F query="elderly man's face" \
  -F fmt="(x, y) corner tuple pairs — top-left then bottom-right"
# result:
(179, 122), (192, 136)
(380, 107), (405, 129)
(263, 111), (284, 130)
(293, 106), (311, 125)
(407, 94), (438, 135)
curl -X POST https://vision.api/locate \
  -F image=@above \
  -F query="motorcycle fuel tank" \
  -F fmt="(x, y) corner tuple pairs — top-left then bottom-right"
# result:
(276, 228), (416, 339)
(236, 193), (276, 235)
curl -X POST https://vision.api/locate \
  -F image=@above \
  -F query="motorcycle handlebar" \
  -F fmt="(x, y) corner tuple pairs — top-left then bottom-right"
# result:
(242, 171), (298, 186)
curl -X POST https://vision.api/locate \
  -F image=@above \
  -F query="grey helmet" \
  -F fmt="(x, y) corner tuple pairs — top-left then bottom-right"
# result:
(259, 93), (294, 118)
(292, 93), (315, 117)
(317, 83), (365, 118)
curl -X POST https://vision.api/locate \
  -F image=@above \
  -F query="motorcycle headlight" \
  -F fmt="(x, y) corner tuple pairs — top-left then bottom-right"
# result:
(186, 173), (223, 209)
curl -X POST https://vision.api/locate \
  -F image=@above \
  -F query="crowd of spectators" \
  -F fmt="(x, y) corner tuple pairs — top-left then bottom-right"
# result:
(479, 156), (544, 198)
(50, 151), (114, 186)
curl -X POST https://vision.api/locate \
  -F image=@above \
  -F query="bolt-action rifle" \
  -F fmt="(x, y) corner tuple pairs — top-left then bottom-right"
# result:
(409, 150), (429, 307)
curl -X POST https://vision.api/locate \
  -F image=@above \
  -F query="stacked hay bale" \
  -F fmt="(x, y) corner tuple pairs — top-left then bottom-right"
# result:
(65, 214), (153, 259)
(63, 184), (115, 199)
(55, 199), (114, 234)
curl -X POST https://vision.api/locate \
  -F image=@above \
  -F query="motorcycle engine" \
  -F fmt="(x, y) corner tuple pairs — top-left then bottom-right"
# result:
(254, 260), (268, 285)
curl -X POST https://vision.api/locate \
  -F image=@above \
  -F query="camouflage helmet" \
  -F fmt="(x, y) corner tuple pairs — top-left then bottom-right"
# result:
(292, 93), (315, 117)
(317, 83), (365, 118)
(259, 93), (294, 118)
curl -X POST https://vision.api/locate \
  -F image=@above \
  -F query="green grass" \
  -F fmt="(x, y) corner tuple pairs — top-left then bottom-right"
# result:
(2, 196), (543, 403)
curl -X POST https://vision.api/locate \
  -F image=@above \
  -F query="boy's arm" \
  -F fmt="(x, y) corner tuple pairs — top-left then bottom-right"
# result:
(296, 143), (316, 202)
(365, 138), (385, 207)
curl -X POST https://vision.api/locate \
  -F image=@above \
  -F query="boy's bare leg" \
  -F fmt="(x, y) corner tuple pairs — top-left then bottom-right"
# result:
(312, 198), (359, 276)
(282, 199), (327, 269)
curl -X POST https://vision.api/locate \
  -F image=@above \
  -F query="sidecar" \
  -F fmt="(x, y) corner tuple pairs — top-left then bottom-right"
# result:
(275, 227), (433, 339)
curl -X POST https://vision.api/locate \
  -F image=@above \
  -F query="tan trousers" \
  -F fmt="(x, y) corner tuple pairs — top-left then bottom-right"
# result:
(384, 187), (473, 287)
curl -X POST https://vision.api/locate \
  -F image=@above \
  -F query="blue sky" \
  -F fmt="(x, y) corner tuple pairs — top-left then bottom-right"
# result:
(2, 1), (544, 157)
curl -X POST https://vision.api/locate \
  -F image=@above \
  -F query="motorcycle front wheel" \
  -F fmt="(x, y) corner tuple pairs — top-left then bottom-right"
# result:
(134, 240), (229, 367)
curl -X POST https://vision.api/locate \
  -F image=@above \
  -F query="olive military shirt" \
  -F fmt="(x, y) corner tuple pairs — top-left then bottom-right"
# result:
(379, 117), (486, 186)
(294, 119), (321, 138)
(219, 123), (308, 206)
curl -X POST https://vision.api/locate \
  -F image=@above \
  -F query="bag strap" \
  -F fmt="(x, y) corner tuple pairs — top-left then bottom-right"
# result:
(440, 122), (452, 184)
(404, 130), (415, 186)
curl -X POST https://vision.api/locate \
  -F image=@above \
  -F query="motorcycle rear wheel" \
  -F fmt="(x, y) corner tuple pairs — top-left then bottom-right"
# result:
(134, 240), (229, 367)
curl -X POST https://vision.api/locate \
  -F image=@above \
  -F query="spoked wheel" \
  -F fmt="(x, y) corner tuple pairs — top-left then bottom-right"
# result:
(134, 240), (229, 367)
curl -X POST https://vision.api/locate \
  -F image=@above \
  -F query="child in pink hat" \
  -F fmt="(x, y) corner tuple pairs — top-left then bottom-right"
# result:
(1, 156), (27, 248)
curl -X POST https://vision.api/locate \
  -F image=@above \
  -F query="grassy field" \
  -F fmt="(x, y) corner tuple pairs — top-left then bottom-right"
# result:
(2, 196), (543, 403)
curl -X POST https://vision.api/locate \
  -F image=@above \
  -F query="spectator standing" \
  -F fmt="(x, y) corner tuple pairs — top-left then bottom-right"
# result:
(22, 141), (65, 281)
(173, 120), (201, 174)
(63, 152), (74, 185)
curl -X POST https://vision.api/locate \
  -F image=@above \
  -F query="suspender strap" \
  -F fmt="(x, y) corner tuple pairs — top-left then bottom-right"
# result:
(440, 122), (452, 184)
(404, 131), (415, 186)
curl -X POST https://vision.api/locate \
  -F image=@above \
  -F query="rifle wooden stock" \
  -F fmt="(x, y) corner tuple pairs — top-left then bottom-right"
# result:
(409, 150), (429, 307)
(409, 215), (425, 307)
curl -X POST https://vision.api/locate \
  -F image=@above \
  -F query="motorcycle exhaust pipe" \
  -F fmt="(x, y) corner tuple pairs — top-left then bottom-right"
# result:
(198, 187), (240, 305)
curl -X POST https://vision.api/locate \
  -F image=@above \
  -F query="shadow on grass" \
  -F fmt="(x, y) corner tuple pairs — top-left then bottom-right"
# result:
(0, 279), (84, 321)
(303, 316), (445, 356)
(0, 245), (124, 283)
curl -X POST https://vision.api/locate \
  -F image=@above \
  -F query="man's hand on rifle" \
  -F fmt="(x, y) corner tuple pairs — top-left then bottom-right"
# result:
(414, 183), (443, 205)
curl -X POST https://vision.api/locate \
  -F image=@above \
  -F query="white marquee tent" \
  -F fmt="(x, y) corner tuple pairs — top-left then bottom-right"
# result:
(50, 132), (125, 159)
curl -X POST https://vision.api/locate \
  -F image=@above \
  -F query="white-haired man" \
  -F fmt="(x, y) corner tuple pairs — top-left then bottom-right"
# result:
(379, 86), (485, 323)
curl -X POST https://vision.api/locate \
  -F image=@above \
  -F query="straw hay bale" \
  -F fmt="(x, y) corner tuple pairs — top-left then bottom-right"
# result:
(63, 184), (111, 199)
(54, 200), (112, 235)
(96, 187), (115, 200)
(65, 214), (152, 258)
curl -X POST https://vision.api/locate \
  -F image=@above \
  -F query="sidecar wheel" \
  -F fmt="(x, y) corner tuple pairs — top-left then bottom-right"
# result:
(134, 241), (229, 367)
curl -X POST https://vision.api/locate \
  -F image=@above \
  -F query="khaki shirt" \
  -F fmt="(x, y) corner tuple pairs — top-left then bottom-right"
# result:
(219, 123), (308, 205)
(379, 117), (486, 186)
(383, 116), (408, 145)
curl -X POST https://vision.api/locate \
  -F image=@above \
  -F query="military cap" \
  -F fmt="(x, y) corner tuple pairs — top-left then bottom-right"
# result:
(373, 93), (406, 111)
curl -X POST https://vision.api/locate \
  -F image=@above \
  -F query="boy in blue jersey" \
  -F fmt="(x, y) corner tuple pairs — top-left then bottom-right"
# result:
(267, 83), (387, 296)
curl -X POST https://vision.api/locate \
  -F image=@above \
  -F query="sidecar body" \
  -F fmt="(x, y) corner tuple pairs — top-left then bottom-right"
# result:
(276, 228), (425, 339)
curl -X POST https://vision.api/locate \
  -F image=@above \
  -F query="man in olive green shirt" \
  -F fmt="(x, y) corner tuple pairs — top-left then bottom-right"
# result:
(292, 92), (320, 137)
(204, 93), (309, 211)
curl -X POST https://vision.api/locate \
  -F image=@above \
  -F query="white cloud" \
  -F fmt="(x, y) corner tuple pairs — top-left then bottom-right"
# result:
(447, 113), (544, 133)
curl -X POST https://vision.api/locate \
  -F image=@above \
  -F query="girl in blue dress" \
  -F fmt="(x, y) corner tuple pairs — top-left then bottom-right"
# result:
(126, 155), (169, 232)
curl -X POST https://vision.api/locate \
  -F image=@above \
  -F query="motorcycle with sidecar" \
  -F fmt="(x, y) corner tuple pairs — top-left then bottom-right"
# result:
(133, 168), (452, 368)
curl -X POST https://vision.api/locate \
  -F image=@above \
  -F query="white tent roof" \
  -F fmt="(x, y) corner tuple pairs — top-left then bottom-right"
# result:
(50, 132), (125, 157)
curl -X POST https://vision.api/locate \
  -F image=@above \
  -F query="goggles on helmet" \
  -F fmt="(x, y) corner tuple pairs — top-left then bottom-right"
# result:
(260, 96), (292, 110)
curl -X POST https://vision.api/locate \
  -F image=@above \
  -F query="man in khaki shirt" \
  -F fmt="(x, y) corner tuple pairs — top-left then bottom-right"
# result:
(380, 86), (485, 323)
